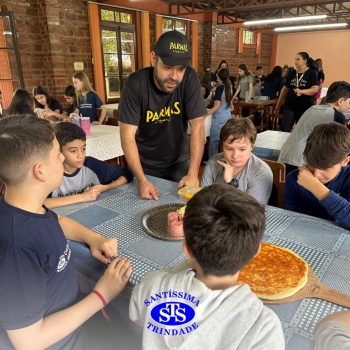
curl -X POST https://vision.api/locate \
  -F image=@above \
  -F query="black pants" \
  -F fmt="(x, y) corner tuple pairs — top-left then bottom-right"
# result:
(142, 160), (190, 182)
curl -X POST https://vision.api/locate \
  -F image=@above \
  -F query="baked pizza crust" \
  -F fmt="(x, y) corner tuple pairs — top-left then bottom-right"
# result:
(238, 242), (308, 300)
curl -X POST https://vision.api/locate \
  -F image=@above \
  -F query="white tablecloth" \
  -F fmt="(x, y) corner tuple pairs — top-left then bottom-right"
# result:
(86, 125), (123, 161)
(187, 114), (212, 138)
(252, 130), (291, 161)
(105, 103), (119, 120)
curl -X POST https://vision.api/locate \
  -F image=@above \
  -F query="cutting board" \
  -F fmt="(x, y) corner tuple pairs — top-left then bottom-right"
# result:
(261, 265), (350, 307)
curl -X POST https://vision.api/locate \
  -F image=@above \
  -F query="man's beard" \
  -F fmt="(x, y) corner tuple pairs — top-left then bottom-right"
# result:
(153, 67), (180, 93)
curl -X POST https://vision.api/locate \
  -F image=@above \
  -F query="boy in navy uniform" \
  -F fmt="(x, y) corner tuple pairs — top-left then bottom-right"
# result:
(0, 115), (131, 349)
(284, 122), (350, 229)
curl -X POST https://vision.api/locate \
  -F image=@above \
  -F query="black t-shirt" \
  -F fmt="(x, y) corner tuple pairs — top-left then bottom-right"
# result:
(284, 68), (318, 113)
(118, 67), (206, 168)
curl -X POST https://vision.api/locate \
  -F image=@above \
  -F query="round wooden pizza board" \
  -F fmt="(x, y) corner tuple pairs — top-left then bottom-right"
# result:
(261, 264), (350, 307)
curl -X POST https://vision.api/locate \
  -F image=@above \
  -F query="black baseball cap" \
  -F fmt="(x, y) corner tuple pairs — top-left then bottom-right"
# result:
(154, 30), (192, 67)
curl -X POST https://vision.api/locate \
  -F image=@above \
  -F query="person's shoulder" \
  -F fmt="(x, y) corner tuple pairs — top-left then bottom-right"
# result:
(128, 67), (153, 82)
(84, 156), (104, 168)
(286, 168), (299, 183)
(138, 261), (188, 289)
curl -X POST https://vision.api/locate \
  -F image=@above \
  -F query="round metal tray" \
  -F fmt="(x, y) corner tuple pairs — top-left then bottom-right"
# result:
(141, 203), (185, 241)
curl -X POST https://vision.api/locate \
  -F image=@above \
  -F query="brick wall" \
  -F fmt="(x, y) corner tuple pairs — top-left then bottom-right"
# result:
(198, 21), (273, 78)
(1, 0), (92, 106)
(1, 2), (273, 106)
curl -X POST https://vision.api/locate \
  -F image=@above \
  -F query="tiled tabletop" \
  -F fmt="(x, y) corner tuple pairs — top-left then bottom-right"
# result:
(54, 176), (350, 350)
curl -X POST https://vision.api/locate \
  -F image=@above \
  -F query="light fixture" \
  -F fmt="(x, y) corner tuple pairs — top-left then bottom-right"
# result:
(244, 15), (327, 26)
(275, 23), (348, 32)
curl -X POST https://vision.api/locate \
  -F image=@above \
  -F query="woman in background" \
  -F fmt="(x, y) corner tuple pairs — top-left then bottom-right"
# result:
(73, 71), (106, 125)
(33, 85), (62, 120)
(263, 66), (283, 100)
(44, 85), (78, 121)
(314, 58), (325, 104)
(4, 89), (36, 117)
(232, 64), (254, 102)
(275, 52), (318, 132)
(206, 68), (232, 158)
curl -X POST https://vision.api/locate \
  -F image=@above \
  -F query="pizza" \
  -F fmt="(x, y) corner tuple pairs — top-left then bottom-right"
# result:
(238, 242), (308, 300)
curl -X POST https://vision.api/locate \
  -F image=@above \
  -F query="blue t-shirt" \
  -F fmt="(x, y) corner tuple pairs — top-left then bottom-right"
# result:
(78, 91), (103, 122)
(0, 199), (80, 349)
(283, 166), (350, 229)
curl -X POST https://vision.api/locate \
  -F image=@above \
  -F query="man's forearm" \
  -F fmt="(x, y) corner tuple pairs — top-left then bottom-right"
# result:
(188, 119), (205, 177)
(121, 140), (148, 184)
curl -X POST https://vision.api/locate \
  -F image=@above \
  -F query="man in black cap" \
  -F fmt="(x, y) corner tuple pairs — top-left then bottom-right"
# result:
(118, 30), (206, 200)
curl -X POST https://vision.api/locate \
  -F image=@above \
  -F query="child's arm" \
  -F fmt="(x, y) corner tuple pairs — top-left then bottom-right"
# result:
(44, 188), (102, 209)
(92, 105), (106, 125)
(297, 165), (350, 229)
(58, 214), (117, 262)
(90, 175), (128, 193)
(7, 257), (131, 350)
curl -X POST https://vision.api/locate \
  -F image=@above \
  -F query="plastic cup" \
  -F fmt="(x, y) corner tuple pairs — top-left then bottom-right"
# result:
(70, 113), (81, 127)
(80, 117), (91, 136)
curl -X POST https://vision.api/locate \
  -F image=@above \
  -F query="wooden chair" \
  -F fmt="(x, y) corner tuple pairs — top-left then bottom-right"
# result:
(262, 158), (286, 208)
(106, 109), (119, 126)
(269, 99), (285, 130)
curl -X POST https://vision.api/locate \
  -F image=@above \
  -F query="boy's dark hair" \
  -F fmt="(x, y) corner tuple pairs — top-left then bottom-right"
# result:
(256, 65), (263, 71)
(183, 184), (265, 276)
(304, 122), (350, 169)
(325, 81), (350, 103)
(54, 122), (86, 149)
(0, 115), (54, 186)
(220, 117), (257, 145)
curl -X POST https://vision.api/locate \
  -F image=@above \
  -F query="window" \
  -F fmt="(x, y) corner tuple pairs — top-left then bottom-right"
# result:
(0, 12), (24, 109)
(100, 8), (136, 102)
(163, 18), (187, 35)
(242, 30), (256, 45)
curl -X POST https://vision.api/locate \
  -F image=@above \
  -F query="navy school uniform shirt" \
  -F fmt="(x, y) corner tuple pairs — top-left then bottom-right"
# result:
(0, 199), (80, 349)
(283, 165), (350, 230)
(78, 91), (103, 123)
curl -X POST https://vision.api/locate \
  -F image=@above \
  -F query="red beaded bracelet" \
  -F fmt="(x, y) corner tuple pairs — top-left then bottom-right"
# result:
(91, 290), (113, 328)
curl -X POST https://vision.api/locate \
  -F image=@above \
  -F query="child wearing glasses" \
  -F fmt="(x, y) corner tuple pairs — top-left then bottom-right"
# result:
(200, 117), (273, 204)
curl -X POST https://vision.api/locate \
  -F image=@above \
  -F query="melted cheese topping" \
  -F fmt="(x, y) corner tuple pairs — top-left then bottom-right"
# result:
(238, 243), (308, 300)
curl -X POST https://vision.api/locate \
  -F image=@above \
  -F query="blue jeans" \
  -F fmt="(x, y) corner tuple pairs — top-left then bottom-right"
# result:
(209, 111), (231, 159)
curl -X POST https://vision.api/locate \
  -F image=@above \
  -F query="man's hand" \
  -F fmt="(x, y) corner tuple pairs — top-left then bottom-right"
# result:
(217, 159), (235, 183)
(92, 121), (102, 125)
(178, 174), (199, 189)
(139, 179), (159, 200)
(88, 235), (118, 265)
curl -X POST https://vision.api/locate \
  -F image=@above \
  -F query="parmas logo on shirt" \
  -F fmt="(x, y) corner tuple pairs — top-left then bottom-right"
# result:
(146, 102), (181, 123)
(144, 290), (200, 336)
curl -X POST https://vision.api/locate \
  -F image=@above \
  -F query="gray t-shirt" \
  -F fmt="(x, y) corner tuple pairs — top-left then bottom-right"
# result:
(200, 153), (273, 204)
(239, 75), (254, 99)
(278, 105), (345, 166)
(130, 260), (285, 350)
